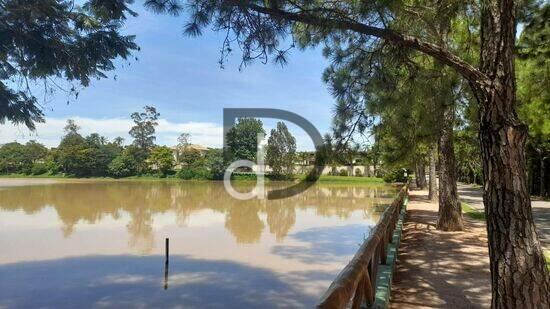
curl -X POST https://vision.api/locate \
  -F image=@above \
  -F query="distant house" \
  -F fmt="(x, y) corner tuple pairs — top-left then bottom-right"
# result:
(172, 144), (209, 167)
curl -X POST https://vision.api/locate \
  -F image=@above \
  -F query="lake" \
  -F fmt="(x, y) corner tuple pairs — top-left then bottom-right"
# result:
(0, 179), (397, 308)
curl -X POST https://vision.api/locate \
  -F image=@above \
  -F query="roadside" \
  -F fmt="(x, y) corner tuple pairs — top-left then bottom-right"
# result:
(457, 183), (550, 250)
(390, 188), (492, 308)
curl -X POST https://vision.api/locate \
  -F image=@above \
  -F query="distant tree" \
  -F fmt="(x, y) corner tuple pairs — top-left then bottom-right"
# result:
(0, 142), (26, 173)
(56, 120), (92, 176)
(85, 134), (120, 176)
(179, 149), (205, 168)
(24, 140), (48, 164)
(113, 137), (125, 147)
(64, 119), (81, 135)
(148, 146), (175, 176)
(175, 132), (196, 163)
(129, 106), (160, 173)
(130, 106), (160, 151)
(177, 133), (191, 147)
(108, 148), (138, 178)
(205, 148), (227, 180)
(517, 4), (550, 197)
(24, 140), (49, 174)
(265, 122), (296, 177)
(0, 0), (138, 130)
(226, 118), (265, 163)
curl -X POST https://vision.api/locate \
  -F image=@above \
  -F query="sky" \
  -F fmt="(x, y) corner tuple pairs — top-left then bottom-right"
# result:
(0, 3), (336, 150)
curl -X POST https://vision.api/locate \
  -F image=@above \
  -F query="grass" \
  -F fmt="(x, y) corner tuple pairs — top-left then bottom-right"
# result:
(301, 175), (385, 184)
(545, 250), (550, 270)
(0, 173), (72, 179)
(0, 173), (386, 184)
(462, 202), (486, 220)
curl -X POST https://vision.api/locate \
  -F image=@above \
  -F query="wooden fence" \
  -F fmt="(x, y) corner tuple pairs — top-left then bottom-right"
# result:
(317, 183), (409, 308)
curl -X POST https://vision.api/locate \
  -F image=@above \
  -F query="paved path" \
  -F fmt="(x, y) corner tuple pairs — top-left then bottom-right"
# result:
(457, 183), (550, 250)
(390, 189), (491, 308)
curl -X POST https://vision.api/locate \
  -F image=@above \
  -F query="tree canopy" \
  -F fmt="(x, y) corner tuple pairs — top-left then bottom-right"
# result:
(0, 0), (138, 129)
(266, 121), (296, 177)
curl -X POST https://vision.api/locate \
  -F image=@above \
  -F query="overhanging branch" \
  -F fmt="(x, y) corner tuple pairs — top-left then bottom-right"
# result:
(246, 3), (489, 86)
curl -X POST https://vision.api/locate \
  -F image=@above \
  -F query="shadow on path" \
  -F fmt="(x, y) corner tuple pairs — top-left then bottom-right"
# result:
(390, 189), (491, 308)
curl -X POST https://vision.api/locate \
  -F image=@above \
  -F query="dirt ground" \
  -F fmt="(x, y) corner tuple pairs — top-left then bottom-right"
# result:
(389, 189), (492, 308)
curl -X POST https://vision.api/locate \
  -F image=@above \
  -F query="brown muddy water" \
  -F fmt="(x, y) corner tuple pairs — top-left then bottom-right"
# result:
(0, 179), (397, 308)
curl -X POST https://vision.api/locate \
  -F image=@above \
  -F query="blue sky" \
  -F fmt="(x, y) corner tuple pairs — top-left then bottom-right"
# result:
(0, 4), (336, 150)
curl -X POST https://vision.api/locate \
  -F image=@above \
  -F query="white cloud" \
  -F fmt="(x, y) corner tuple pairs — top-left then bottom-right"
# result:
(0, 117), (320, 151)
(0, 117), (224, 148)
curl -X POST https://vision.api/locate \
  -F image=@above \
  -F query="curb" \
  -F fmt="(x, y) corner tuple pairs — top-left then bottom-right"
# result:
(371, 197), (408, 308)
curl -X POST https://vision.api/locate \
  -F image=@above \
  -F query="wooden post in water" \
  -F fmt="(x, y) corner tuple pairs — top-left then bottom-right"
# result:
(164, 238), (169, 290)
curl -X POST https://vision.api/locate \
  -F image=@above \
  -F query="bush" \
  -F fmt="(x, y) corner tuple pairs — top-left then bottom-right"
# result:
(176, 167), (210, 180)
(205, 149), (227, 180)
(338, 169), (348, 176)
(383, 169), (410, 183)
(354, 168), (363, 177)
(31, 163), (49, 175)
(108, 153), (138, 178)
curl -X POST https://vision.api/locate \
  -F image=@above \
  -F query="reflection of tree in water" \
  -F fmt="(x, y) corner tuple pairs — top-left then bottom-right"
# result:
(0, 182), (397, 245)
(126, 207), (154, 254)
(225, 204), (265, 244)
(266, 201), (296, 242)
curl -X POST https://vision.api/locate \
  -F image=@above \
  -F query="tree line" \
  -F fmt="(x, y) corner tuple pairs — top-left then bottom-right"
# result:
(0, 107), (304, 180)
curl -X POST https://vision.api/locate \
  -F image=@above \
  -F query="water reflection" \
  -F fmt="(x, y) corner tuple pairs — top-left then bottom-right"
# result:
(0, 180), (397, 308)
(0, 181), (395, 249)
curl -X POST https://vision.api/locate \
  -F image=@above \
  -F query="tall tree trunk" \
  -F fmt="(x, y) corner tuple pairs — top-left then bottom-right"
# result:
(416, 159), (427, 189)
(428, 145), (438, 201)
(437, 101), (463, 231)
(476, 0), (550, 305)
(539, 151), (546, 197)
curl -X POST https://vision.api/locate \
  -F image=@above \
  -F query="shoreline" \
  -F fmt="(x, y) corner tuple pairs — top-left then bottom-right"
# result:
(0, 174), (387, 185)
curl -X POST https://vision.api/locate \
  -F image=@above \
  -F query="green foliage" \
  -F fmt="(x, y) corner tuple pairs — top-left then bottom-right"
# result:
(176, 167), (210, 180)
(56, 131), (92, 176)
(516, 4), (550, 196)
(226, 118), (265, 163)
(0, 142), (28, 173)
(179, 148), (205, 167)
(30, 162), (48, 175)
(148, 146), (175, 176)
(129, 106), (160, 151)
(265, 122), (296, 177)
(108, 149), (138, 178)
(0, 0), (138, 129)
(355, 168), (362, 177)
(25, 140), (48, 163)
(383, 169), (410, 183)
(129, 106), (160, 173)
(338, 169), (348, 177)
(204, 148), (227, 180)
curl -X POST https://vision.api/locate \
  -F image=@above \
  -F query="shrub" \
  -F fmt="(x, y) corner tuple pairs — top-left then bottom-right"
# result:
(31, 163), (49, 175)
(338, 169), (348, 176)
(354, 168), (363, 177)
(176, 167), (210, 180)
(383, 169), (410, 183)
(108, 152), (138, 178)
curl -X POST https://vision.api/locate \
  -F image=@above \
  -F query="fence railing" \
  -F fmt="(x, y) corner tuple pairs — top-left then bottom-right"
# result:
(317, 183), (409, 308)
